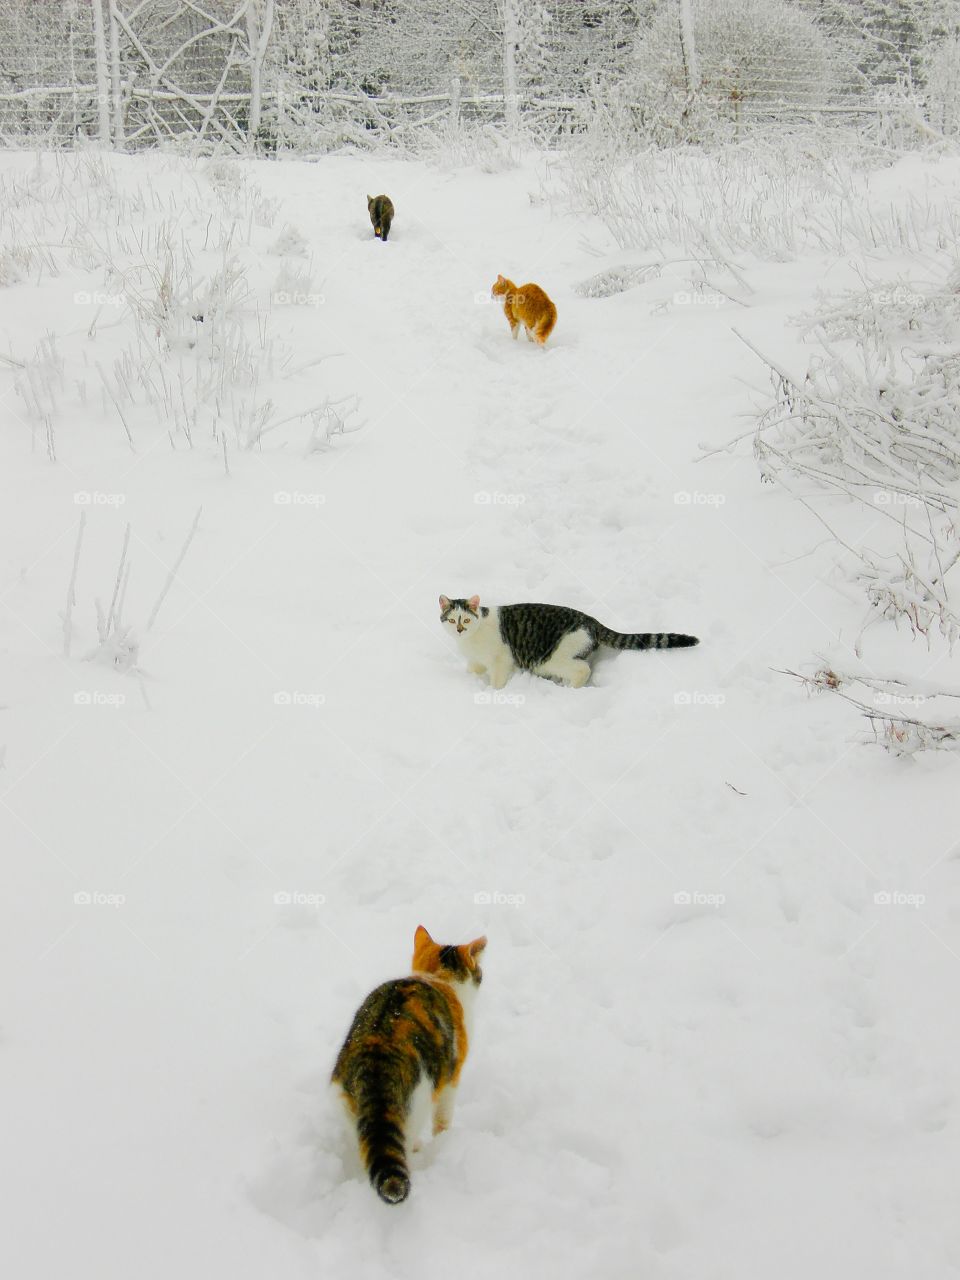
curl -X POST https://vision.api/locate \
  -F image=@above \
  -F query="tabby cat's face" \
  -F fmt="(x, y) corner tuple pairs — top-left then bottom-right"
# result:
(439, 594), (481, 635)
(413, 925), (487, 988)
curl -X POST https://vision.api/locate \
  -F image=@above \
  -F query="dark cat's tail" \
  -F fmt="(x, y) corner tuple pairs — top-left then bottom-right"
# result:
(356, 1094), (411, 1204)
(595, 626), (699, 651)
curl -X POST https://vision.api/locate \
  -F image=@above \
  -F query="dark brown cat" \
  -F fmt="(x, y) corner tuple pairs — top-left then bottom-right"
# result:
(367, 194), (395, 242)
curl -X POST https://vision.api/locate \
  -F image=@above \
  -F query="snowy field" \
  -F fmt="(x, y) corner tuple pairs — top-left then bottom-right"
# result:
(1, 144), (959, 1279)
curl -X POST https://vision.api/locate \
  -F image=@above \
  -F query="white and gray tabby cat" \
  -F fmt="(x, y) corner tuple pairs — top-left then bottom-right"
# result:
(440, 594), (698, 688)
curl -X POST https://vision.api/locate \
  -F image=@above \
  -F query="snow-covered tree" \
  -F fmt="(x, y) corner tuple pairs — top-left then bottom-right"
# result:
(626, 0), (847, 141)
(921, 33), (960, 132)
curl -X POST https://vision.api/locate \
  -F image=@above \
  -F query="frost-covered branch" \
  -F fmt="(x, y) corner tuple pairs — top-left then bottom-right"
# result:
(145, 506), (202, 632)
(779, 665), (960, 755)
(62, 511), (87, 659)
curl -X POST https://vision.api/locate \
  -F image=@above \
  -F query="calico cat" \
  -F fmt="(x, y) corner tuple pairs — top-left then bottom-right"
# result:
(367, 193), (395, 242)
(332, 925), (487, 1205)
(491, 274), (557, 344)
(440, 594), (698, 688)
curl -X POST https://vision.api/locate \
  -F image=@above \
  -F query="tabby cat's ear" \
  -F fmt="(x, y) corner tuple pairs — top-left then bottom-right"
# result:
(467, 935), (487, 958)
(467, 594), (480, 612)
(496, 274), (504, 283)
(439, 594), (451, 611)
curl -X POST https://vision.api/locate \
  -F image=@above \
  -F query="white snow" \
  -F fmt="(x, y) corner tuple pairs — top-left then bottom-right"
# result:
(1, 145), (958, 1280)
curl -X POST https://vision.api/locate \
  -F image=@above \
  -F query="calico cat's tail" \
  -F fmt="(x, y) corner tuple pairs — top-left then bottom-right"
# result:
(356, 1092), (411, 1204)
(595, 626), (699, 651)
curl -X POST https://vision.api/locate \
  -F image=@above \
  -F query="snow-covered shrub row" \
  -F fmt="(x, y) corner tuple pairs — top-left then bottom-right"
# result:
(751, 270), (960, 659)
(548, 131), (951, 262)
(0, 150), (359, 461)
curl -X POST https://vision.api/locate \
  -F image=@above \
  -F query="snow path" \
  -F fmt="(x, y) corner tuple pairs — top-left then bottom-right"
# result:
(1, 151), (958, 1280)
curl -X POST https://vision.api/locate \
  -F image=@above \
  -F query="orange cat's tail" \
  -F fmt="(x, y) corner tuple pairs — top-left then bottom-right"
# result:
(356, 1090), (411, 1204)
(535, 305), (557, 345)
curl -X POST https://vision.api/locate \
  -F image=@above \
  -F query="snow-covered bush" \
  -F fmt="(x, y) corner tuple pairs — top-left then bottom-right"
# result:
(0, 244), (35, 287)
(62, 506), (202, 699)
(572, 263), (660, 299)
(749, 272), (960, 651)
(1, 151), (361, 462)
(269, 224), (308, 258)
(550, 132), (912, 263)
(746, 263), (960, 749)
(417, 120), (521, 172)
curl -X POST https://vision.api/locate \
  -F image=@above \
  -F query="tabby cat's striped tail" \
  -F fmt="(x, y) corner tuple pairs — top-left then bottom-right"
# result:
(595, 627), (699, 651)
(356, 1095), (410, 1204)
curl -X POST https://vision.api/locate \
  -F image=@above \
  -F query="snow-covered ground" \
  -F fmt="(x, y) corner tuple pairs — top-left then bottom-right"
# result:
(1, 145), (958, 1280)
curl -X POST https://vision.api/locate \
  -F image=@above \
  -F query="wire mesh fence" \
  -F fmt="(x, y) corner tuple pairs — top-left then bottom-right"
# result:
(0, 0), (951, 151)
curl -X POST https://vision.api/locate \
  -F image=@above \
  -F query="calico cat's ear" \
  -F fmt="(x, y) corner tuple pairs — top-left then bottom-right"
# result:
(467, 594), (480, 613)
(439, 594), (451, 612)
(414, 924), (434, 949)
(467, 935), (487, 958)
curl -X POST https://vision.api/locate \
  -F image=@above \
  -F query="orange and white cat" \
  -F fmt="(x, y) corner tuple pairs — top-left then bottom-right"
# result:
(491, 274), (557, 345)
(331, 925), (487, 1204)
